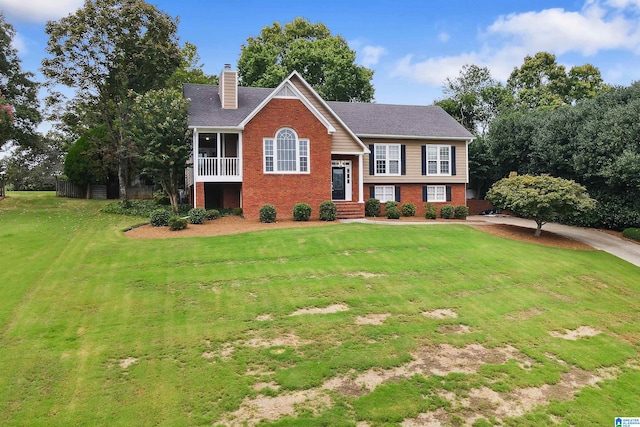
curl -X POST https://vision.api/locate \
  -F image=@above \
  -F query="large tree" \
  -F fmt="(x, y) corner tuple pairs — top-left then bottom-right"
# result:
(238, 18), (374, 102)
(0, 13), (41, 150)
(486, 174), (595, 236)
(129, 88), (190, 213)
(166, 42), (218, 89)
(42, 0), (182, 203)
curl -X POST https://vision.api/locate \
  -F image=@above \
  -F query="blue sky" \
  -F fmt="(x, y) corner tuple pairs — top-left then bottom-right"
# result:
(2, 0), (640, 107)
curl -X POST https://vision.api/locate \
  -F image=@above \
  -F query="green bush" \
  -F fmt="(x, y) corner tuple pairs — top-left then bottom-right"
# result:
(292, 202), (312, 221)
(384, 201), (398, 211)
(386, 206), (401, 219)
(149, 208), (170, 227)
(168, 215), (187, 231)
(188, 207), (207, 224)
(365, 198), (380, 217)
(401, 203), (416, 217)
(319, 201), (337, 221)
(259, 204), (277, 223)
(232, 207), (243, 216)
(424, 203), (437, 220)
(622, 228), (640, 242)
(206, 209), (220, 220)
(101, 199), (159, 217)
(440, 205), (454, 219)
(454, 205), (469, 220)
(153, 190), (170, 205)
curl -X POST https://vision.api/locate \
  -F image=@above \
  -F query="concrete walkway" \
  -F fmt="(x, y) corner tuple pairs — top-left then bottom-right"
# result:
(342, 216), (640, 268)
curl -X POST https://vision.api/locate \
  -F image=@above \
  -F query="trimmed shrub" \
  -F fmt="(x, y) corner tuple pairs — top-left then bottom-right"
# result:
(401, 203), (416, 217)
(259, 204), (277, 223)
(232, 207), (243, 216)
(386, 206), (401, 219)
(168, 215), (187, 231)
(440, 205), (454, 219)
(292, 202), (312, 221)
(424, 203), (437, 220)
(384, 201), (398, 211)
(622, 228), (640, 242)
(206, 209), (220, 220)
(150, 209), (170, 227)
(365, 198), (380, 217)
(319, 201), (337, 221)
(454, 205), (469, 220)
(188, 207), (207, 224)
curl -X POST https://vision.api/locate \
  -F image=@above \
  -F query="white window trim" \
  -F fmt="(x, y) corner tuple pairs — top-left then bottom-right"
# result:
(374, 144), (401, 176)
(426, 145), (451, 176)
(427, 185), (447, 202)
(263, 128), (310, 174)
(374, 185), (396, 203)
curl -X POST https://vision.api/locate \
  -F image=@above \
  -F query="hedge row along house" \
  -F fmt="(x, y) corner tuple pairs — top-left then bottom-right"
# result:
(184, 65), (474, 220)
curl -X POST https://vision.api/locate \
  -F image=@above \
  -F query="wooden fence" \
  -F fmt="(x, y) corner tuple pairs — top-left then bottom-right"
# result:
(56, 179), (153, 200)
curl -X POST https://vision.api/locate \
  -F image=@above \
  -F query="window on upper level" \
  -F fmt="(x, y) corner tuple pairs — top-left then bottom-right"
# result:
(426, 145), (451, 175)
(374, 144), (401, 175)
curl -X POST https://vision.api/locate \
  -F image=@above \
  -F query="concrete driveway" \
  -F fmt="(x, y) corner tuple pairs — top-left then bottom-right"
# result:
(469, 215), (640, 268)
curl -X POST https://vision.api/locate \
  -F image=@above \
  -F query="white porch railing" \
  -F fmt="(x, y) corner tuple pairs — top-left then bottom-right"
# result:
(198, 157), (240, 178)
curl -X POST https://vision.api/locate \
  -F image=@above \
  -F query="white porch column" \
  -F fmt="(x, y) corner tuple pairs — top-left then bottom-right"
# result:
(358, 154), (364, 203)
(193, 128), (199, 207)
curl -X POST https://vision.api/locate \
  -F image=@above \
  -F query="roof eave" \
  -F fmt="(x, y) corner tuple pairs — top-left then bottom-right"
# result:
(357, 133), (475, 141)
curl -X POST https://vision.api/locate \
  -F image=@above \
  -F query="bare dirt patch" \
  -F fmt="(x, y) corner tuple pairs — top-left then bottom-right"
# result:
(505, 307), (544, 321)
(253, 382), (281, 392)
(470, 223), (593, 250)
(549, 326), (601, 340)
(347, 271), (387, 279)
(355, 313), (391, 325)
(119, 357), (138, 369)
(289, 304), (349, 316)
(243, 333), (311, 349)
(422, 309), (458, 319)
(125, 215), (332, 239)
(218, 390), (330, 426)
(255, 314), (273, 322)
(202, 343), (235, 361)
(438, 324), (471, 334)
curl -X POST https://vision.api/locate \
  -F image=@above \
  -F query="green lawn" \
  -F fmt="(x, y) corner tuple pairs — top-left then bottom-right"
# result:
(1, 192), (639, 426)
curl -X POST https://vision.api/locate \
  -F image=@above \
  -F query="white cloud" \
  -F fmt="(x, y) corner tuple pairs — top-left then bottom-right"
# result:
(438, 32), (450, 43)
(391, 1), (640, 89)
(360, 45), (387, 67)
(10, 32), (26, 54)
(0, 0), (83, 22)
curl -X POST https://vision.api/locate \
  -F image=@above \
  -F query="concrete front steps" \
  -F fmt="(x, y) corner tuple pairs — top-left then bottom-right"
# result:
(335, 201), (365, 219)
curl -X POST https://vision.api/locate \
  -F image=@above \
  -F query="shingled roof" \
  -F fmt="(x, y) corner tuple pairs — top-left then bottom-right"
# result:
(184, 83), (473, 140)
(327, 101), (473, 139)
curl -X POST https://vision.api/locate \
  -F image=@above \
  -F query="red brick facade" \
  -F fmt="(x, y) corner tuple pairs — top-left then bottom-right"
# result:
(242, 98), (333, 220)
(370, 183), (467, 217)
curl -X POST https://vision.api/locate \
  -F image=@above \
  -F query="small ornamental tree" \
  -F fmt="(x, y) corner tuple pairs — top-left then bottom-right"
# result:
(486, 174), (595, 236)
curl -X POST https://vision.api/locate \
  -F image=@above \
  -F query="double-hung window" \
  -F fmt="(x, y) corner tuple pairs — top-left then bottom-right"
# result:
(374, 185), (396, 202)
(427, 185), (446, 202)
(264, 128), (309, 173)
(374, 144), (400, 175)
(427, 145), (451, 175)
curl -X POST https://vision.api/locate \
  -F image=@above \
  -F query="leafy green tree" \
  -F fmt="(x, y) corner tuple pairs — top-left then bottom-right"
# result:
(64, 125), (113, 197)
(238, 17), (374, 102)
(129, 88), (190, 213)
(42, 0), (182, 204)
(486, 174), (595, 236)
(166, 42), (218, 89)
(436, 64), (512, 134)
(0, 13), (41, 150)
(0, 136), (63, 191)
(507, 52), (607, 109)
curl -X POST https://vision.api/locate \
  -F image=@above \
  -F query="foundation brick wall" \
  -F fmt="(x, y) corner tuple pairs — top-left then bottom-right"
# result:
(368, 183), (467, 217)
(195, 182), (205, 208)
(242, 98), (332, 220)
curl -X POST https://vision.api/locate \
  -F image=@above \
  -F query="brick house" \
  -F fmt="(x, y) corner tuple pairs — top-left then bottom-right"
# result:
(184, 66), (474, 220)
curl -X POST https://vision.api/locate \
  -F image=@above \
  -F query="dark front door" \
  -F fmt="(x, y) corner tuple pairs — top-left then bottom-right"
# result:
(332, 167), (345, 200)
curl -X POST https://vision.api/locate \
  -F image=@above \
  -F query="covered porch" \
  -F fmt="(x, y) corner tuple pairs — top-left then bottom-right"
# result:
(195, 131), (242, 182)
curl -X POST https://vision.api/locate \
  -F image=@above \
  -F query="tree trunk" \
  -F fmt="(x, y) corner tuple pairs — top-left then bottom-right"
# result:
(535, 220), (543, 237)
(118, 155), (128, 206)
(162, 178), (179, 214)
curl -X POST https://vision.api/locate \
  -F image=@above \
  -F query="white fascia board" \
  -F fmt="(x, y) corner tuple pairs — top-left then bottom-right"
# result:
(331, 150), (368, 155)
(287, 71), (369, 153)
(357, 134), (475, 141)
(189, 126), (243, 131)
(238, 72), (335, 133)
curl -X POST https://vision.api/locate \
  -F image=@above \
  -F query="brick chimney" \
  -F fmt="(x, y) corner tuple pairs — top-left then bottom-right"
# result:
(219, 64), (238, 109)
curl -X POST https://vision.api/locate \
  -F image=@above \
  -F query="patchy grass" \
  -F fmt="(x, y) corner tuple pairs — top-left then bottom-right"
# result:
(0, 192), (639, 426)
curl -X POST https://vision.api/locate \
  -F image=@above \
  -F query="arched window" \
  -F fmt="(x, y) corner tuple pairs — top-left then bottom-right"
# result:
(264, 128), (309, 173)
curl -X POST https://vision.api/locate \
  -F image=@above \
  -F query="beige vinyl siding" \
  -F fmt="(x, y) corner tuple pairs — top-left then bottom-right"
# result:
(290, 75), (364, 153)
(220, 70), (237, 109)
(362, 138), (468, 184)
